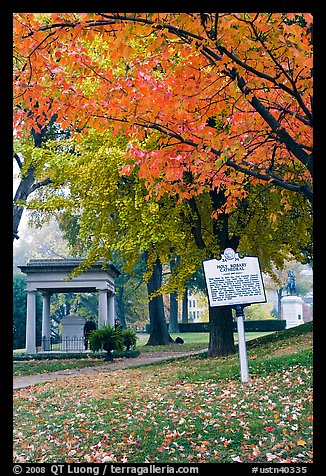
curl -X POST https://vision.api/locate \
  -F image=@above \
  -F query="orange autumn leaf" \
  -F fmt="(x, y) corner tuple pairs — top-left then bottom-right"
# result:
(297, 439), (306, 447)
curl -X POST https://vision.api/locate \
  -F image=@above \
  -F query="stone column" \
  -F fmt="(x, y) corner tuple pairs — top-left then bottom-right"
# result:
(41, 291), (51, 351)
(108, 292), (115, 327)
(26, 290), (37, 354)
(98, 289), (108, 327)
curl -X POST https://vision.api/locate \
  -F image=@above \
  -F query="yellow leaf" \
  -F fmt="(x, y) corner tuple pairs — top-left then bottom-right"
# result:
(297, 439), (306, 447)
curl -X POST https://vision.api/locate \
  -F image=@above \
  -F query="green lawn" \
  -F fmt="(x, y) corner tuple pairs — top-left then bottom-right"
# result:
(13, 332), (272, 377)
(13, 358), (107, 377)
(13, 323), (313, 463)
(138, 331), (273, 351)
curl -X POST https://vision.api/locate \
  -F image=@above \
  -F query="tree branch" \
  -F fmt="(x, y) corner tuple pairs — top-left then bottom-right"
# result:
(14, 153), (23, 169)
(226, 157), (313, 204)
(227, 68), (313, 176)
(29, 177), (52, 193)
(97, 113), (313, 203)
(187, 196), (206, 250)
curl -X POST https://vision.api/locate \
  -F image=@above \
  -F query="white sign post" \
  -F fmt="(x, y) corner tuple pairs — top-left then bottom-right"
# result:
(234, 305), (250, 383)
(202, 248), (266, 383)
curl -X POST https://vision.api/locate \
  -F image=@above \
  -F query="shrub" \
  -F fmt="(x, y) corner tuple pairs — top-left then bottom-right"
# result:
(89, 325), (124, 360)
(121, 329), (138, 350)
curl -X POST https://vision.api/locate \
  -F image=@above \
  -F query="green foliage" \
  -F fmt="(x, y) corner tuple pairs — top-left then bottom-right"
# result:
(242, 302), (274, 321)
(238, 186), (313, 272)
(19, 126), (312, 310)
(13, 273), (42, 349)
(89, 325), (124, 359)
(13, 273), (27, 349)
(23, 129), (205, 293)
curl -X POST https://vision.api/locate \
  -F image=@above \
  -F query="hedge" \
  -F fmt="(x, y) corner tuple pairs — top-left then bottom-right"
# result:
(166, 320), (287, 333)
(13, 349), (140, 361)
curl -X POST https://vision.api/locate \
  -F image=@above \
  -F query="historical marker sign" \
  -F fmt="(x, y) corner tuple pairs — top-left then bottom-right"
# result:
(202, 248), (266, 308)
(203, 248), (266, 383)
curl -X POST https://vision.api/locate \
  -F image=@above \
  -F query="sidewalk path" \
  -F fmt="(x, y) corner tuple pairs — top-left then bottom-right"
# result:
(13, 349), (207, 390)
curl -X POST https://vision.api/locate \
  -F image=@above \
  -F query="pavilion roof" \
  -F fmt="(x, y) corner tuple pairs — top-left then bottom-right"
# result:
(18, 258), (120, 277)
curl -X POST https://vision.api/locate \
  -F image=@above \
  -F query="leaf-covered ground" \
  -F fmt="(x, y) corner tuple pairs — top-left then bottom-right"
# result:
(13, 325), (313, 464)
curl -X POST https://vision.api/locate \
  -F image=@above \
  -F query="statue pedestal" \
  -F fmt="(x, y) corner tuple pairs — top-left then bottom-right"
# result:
(281, 296), (304, 329)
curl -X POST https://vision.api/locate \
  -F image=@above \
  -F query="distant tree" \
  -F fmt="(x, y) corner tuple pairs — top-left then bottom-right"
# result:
(13, 219), (69, 272)
(113, 254), (149, 329)
(13, 273), (27, 349)
(13, 273), (42, 349)
(168, 258), (179, 333)
(242, 302), (275, 321)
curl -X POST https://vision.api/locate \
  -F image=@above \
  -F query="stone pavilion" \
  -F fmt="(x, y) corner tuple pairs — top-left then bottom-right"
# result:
(18, 259), (120, 354)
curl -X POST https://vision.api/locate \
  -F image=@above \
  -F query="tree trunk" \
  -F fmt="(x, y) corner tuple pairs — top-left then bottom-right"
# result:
(146, 256), (174, 345)
(13, 126), (52, 240)
(277, 288), (283, 319)
(181, 288), (188, 323)
(169, 291), (179, 332)
(208, 305), (235, 357)
(13, 167), (36, 240)
(115, 284), (127, 328)
(168, 258), (179, 332)
(207, 188), (237, 357)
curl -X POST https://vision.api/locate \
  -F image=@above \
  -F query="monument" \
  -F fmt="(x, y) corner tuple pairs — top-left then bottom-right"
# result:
(61, 315), (86, 351)
(18, 258), (120, 354)
(281, 269), (303, 329)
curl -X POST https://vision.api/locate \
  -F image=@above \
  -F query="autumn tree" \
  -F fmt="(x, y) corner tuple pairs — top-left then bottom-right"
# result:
(13, 115), (73, 240)
(24, 129), (206, 346)
(13, 127), (51, 240)
(13, 13), (313, 206)
(23, 126), (312, 355)
(13, 13), (313, 355)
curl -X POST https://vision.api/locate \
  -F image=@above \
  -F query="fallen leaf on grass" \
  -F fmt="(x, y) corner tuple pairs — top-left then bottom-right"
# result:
(297, 439), (306, 447)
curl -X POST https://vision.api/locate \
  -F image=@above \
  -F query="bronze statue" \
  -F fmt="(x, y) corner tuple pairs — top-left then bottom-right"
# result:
(286, 269), (296, 295)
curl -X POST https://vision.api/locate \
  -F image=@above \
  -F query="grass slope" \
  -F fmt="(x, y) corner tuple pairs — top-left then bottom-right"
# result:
(13, 323), (313, 464)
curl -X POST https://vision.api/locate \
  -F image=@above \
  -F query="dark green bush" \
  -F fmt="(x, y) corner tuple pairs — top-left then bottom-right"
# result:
(89, 325), (124, 360)
(121, 328), (138, 350)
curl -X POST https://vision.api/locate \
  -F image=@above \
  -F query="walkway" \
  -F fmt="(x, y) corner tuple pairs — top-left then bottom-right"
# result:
(13, 349), (207, 390)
